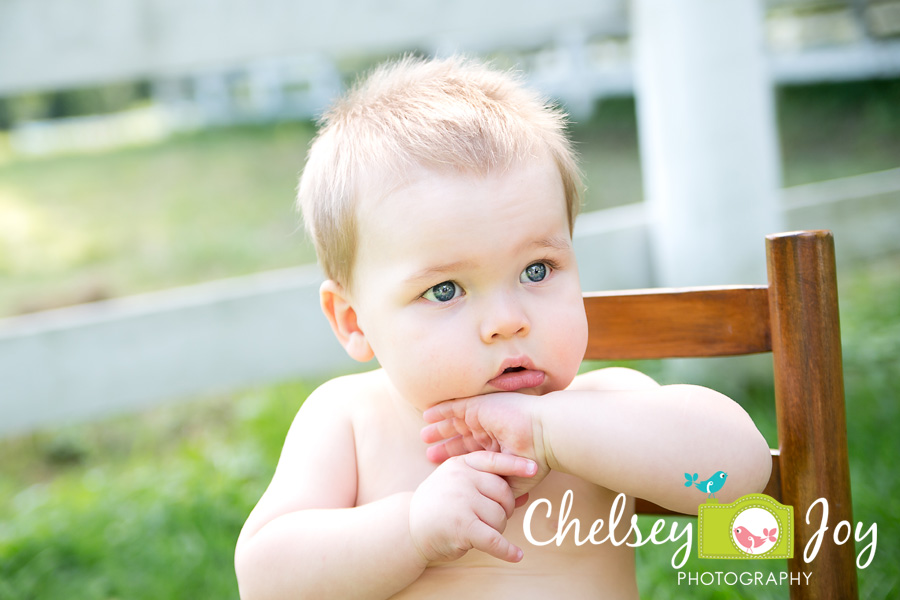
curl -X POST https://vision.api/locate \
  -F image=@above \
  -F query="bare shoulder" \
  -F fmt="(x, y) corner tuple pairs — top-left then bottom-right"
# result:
(567, 367), (660, 391)
(279, 368), (394, 468)
(238, 370), (388, 544)
(276, 369), (391, 466)
(298, 369), (385, 418)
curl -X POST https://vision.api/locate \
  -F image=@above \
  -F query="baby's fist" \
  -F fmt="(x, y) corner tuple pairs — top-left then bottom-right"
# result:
(408, 452), (535, 564)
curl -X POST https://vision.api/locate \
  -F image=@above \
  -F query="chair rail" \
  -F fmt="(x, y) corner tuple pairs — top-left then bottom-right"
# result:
(583, 286), (772, 360)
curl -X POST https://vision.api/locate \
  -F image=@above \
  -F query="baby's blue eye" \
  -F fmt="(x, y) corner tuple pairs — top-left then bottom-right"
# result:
(423, 281), (461, 302)
(521, 262), (548, 283)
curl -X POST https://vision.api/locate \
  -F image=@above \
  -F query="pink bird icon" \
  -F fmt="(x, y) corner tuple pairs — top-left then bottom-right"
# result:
(733, 526), (778, 552)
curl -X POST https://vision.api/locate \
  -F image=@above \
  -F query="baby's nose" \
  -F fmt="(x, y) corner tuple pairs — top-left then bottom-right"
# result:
(480, 294), (530, 342)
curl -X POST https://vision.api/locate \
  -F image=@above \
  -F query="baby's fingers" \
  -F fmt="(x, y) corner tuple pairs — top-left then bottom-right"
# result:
(426, 434), (499, 464)
(422, 398), (468, 424)
(424, 435), (467, 464)
(420, 418), (463, 444)
(467, 520), (524, 563)
(463, 451), (537, 480)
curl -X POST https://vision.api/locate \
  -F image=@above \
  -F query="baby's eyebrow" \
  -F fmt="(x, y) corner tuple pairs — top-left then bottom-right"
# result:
(531, 235), (572, 252)
(404, 236), (571, 286)
(405, 260), (475, 286)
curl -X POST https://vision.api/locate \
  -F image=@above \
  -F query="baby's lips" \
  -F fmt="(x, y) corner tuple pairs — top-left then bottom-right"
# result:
(487, 369), (545, 392)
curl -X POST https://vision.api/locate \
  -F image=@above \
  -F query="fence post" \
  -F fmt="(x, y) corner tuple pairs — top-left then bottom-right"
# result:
(632, 0), (783, 286)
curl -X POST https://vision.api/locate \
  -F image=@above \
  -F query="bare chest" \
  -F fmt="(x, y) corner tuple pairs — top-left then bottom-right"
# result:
(351, 400), (435, 503)
(349, 407), (638, 597)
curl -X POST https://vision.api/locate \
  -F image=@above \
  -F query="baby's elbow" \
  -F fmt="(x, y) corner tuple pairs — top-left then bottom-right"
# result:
(234, 537), (270, 600)
(727, 427), (773, 501)
(719, 390), (775, 496)
(716, 393), (775, 500)
(749, 430), (774, 494)
(234, 543), (254, 599)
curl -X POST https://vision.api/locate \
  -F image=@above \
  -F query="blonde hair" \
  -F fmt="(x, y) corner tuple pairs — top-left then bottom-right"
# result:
(297, 55), (582, 288)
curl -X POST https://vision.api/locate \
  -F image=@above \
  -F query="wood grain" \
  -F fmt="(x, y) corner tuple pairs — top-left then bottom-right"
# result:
(767, 230), (857, 599)
(583, 286), (771, 360)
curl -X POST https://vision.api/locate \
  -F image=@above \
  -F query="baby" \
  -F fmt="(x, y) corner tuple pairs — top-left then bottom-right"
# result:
(235, 55), (772, 599)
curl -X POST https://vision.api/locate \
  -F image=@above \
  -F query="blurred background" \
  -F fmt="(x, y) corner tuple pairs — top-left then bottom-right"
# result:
(1, 0), (898, 598)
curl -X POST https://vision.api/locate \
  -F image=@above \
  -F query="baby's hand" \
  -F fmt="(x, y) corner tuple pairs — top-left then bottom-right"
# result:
(409, 451), (536, 564)
(420, 393), (549, 500)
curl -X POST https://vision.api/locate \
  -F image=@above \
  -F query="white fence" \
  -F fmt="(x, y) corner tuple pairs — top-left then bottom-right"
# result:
(0, 0), (627, 95)
(4, 0), (900, 96)
(3, 0), (900, 131)
(2, 169), (898, 438)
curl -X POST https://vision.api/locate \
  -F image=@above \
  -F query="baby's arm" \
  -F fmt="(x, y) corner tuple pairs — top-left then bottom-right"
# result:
(235, 378), (535, 599)
(422, 368), (772, 515)
(235, 381), (423, 599)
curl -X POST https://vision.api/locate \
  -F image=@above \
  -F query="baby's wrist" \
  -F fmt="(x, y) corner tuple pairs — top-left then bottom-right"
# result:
(404, 492), (433, 569)
(535, 392), (559, 472)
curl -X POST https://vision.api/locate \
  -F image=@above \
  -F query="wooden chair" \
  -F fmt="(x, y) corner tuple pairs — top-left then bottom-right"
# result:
(582, 230), (857, 600)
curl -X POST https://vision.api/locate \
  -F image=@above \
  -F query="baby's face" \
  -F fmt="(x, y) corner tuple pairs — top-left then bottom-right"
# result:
(349, 155), (588, 411)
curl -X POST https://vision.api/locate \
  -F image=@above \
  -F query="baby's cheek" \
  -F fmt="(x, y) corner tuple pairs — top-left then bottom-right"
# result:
(405, 345), (477, 406)
(551, 311), (589, 382)
(432, 348), (481, 394)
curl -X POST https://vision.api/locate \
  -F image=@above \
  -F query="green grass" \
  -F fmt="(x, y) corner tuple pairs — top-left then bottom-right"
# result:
(0, 122), (318, 316)
(0, 379), (315, 599)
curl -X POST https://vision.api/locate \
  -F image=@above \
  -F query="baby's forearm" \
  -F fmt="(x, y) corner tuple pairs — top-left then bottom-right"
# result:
(539, 385), (772, 514)
(235, 493), (424, 600)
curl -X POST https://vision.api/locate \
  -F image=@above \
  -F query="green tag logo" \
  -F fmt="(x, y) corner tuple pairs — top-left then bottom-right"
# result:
(697, 494), (794, 559)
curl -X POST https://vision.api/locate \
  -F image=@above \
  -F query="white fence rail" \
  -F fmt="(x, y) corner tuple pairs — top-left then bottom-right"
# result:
(0, 266), (353, 436)
(3, 0), (900, 131)
(0, 0), (627, 95)
(2, 169), (899, 438)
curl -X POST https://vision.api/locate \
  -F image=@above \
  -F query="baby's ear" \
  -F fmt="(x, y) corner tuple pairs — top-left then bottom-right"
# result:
(319, 279), (374, 363)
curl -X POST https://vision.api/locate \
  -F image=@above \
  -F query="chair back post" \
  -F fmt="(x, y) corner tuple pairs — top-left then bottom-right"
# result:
(765, 230), (858, 599)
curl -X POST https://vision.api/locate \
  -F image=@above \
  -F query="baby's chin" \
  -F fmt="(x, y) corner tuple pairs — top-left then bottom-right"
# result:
(396, 370), (577, 411)
(433, 379), (570, 405)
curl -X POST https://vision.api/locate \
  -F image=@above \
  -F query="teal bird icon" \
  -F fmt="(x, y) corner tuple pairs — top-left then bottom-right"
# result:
(684, 471), (727, 499)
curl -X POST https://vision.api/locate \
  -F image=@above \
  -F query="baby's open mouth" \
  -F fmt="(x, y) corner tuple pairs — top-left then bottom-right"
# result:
(489, 362), (545, 392)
